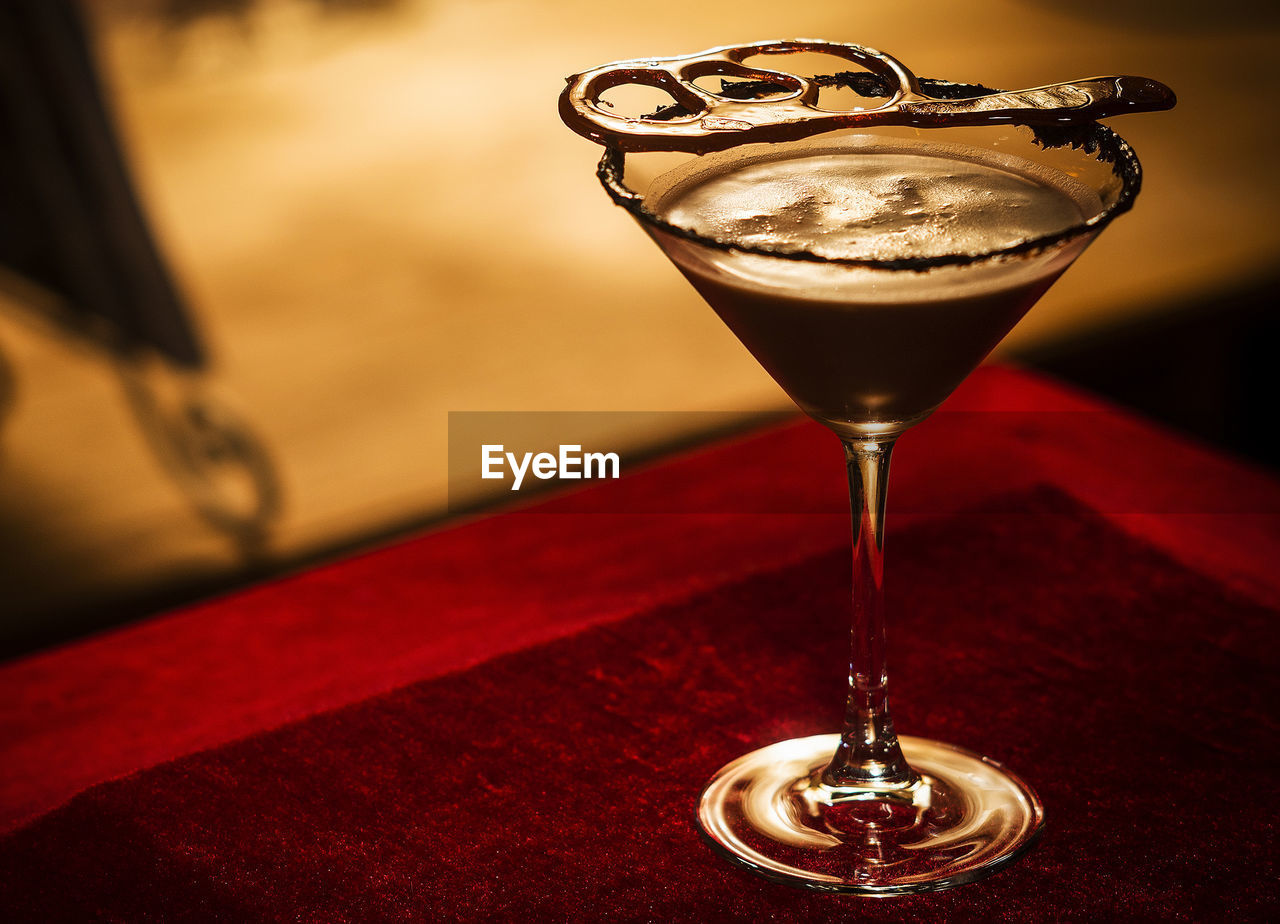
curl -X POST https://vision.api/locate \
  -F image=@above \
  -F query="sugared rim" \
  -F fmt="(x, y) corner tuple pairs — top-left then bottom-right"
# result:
(599, 77), (1143, 272)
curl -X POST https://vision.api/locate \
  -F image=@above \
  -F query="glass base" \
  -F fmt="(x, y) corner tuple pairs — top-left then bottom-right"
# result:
(697, 733), (1044, 895)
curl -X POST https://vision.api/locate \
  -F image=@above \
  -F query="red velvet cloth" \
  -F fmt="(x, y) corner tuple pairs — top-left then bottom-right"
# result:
(3, 368), (1279, 839)
(1, 487), (1277, 920)
(2, 367), (1279, 920)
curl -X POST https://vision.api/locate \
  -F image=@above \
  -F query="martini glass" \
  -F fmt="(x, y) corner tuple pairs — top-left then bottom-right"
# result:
(598, 112), (1141, 893)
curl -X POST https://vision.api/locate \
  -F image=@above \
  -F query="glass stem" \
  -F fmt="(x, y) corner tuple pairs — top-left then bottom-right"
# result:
(822, 436), (919, 792)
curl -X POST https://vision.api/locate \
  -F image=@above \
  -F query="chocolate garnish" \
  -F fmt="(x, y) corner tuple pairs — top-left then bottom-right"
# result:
(560, 40), (1175, 153)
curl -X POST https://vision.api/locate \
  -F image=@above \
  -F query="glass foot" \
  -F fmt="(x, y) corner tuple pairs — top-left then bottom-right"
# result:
(697, 733), (1043, 895)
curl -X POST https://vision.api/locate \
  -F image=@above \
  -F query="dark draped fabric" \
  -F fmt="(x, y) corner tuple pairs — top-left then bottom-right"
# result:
(0, 0), (205, 367)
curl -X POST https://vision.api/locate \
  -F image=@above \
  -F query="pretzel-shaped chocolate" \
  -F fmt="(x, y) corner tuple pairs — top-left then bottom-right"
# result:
(559, 40), (1175, 152)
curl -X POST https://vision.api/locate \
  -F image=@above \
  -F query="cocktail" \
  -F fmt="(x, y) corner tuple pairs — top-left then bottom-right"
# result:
(559, 41), (1172, 894)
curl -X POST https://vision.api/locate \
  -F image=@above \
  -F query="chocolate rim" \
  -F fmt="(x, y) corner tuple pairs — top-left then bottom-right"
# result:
(598, 76), (1142, 272)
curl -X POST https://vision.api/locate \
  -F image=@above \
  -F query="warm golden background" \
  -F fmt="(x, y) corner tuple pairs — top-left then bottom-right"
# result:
(1, 0), (1277, 651)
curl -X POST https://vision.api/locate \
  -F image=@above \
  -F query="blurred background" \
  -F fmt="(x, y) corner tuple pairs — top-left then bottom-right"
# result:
(0, 0), (1277, 656)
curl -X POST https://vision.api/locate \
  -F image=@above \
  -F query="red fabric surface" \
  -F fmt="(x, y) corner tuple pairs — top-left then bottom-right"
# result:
(3, 366), (1279, 839)
(2, 487), (1277, 920)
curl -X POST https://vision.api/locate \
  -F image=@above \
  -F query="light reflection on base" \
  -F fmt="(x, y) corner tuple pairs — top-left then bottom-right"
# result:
(697, 733), (1044, 895)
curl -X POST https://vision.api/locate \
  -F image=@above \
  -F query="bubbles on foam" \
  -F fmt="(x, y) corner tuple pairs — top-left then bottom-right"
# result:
(657, 145), (1096, 262)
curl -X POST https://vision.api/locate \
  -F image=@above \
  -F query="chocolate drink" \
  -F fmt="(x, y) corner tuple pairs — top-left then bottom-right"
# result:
(649, 136), (1102, 434)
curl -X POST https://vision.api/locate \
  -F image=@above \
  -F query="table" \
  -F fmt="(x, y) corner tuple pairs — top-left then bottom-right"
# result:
(2, 366), (1277, 920)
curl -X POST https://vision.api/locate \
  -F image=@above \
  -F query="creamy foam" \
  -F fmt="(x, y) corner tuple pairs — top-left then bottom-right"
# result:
(654, 140), (1099, 262)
